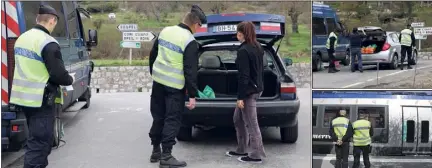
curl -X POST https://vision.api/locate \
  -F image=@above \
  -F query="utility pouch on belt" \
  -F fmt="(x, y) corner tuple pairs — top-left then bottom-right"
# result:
(44, 83), (57, 106)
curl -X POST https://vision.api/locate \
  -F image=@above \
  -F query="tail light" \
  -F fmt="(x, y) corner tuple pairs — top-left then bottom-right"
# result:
(382, 42), (391, 51)
(280, 82), (296, 100)
(12, 125), (18, 132)
(196, 24), (207, 33)
(260, 22), (281, 32)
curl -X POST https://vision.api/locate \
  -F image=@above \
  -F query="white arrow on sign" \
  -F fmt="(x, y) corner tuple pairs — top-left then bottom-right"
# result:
(120, 41), (141, 48)
(414, 27), (432, 36)
(411, 22), (424, 28)
(117, 24), (138, 31)
(122, 31), (156, 42)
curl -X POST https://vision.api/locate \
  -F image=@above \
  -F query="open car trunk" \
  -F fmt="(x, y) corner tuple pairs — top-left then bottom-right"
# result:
(359, 28), (387, 54)
(196, 49), (280, 100)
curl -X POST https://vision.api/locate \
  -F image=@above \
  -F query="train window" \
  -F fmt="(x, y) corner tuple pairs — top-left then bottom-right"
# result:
(421, 121), (429, 143)
(323, 106), (351, 127)
(406, 120), (415, 143)
(358, 107), (386, 128)
(312, 17), (326, 35)
(313, 106), (318, 127)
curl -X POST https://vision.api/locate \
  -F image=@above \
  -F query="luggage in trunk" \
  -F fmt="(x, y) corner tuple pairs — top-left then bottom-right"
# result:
(196, 55), (279, 99)
(360, 29), (386, 54)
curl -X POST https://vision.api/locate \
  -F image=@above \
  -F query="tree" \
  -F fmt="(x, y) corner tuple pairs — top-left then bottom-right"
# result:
(287, 2), (304, 33)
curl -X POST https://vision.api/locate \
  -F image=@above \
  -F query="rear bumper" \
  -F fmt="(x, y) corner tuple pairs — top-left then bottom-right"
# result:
(361, 51), (392, 65)
(182, 99), (300, 127)
(1, 111), (28, 151)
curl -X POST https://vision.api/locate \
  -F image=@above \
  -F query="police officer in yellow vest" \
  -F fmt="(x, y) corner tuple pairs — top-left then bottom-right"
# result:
(9, 5), (74, 168)
(329, 110), (353, 168)
(399, 24), (416, 70)
(352, 111), (374, 168)
(326, 28), (342, 73)
(148, 5), (206, 167)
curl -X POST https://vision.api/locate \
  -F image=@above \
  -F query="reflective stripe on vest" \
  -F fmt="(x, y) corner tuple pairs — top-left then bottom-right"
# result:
(10, 28), (59, 107)
(332, 117), (349, 140)
(326, 32), (338, 49)
(152, 25), (195, 89)
(353, 119), (371, 146)
(400, 29), (412, 46)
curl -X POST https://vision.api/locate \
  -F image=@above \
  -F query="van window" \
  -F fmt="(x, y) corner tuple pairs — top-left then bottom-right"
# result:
(323, 106), (351, 127)
(64, 2), (79, 39)
(325, 18), (336, 34)
(313, 106), (318, 127)
(312, 17), (326, 35)
(22, 2), (66, 37)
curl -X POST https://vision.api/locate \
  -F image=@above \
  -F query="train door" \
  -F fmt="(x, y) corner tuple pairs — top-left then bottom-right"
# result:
(402, 107), (432, 155)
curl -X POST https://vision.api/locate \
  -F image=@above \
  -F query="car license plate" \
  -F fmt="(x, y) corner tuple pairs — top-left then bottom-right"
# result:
(215, 25), (237, 32)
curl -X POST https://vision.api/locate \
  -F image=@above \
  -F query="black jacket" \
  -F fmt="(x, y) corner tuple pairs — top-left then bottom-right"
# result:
(349, 32), (366, 48)
(236, 42), (264, 100)
(399, 29), (416, 47)
(35, 25), (73, 87)
(329, 117), (354, 143)
(149, 23), (199, 98)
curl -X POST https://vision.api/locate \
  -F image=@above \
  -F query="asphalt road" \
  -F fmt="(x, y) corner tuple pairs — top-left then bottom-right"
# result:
(3, 88), (311, 168)
(312, 58), (432, 89)
(313, 154), (432, 168)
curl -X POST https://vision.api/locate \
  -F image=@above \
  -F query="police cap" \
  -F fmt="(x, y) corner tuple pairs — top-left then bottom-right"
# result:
(191, 5), (207, 24)
(39, 4), (59, 20)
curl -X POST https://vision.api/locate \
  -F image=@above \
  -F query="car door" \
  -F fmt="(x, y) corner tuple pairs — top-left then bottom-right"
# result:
(64, 1), (86, 102)
(389, 33), (402, 62)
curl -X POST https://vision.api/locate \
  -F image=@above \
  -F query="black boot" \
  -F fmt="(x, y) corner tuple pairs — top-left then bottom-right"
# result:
(328, 68), (337, 73)
(150, 145), (162, 163)
(408, 66), (413, 69)
(160, 148), (187, 168)
(334, 67), (340, 72)
(400, 64), (404, 70)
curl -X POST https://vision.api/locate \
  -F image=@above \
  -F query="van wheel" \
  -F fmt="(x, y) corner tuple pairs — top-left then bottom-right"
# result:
(389, 54), (398, 70)
(314, 55), (323, 71)
(52, 105), (62, 147)
(280, 123), (298, 143)
(177, 126), (193, 141)
(78, 87), (91, 109)
(341, 51), (350, 66)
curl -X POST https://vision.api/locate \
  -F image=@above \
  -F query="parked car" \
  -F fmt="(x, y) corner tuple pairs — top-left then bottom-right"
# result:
(177, 13), (300, 143)
(355, 26), (418, 70)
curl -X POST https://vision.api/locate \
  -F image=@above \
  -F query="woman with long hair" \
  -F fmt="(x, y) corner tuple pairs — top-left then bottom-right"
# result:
(225, 21), (266, 163)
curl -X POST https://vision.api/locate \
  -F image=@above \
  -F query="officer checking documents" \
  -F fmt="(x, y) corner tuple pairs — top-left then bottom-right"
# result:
(148, 5), (207, 168)
(9, 5), (74, 168)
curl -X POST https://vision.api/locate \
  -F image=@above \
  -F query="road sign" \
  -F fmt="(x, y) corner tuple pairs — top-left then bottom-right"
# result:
(117, 24), (138, 31)
(411, 22), (424, 28)
(122, 31), (156, 42)
(415, 34), (427, 40)
(414, 27), (432, 35)
(120, 41), (141, 48)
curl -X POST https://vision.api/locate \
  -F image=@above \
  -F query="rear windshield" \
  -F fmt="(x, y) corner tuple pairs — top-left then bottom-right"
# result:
(199, 49), (276, 69)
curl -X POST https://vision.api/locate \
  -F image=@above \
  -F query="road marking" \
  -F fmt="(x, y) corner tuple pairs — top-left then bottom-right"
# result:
(342, 64), (432, 88)
(313, 155), (432, 163)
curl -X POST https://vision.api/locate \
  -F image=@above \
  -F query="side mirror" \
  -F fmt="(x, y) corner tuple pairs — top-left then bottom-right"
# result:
(284, 58), (293, 66)
(87, 29), (98, 47)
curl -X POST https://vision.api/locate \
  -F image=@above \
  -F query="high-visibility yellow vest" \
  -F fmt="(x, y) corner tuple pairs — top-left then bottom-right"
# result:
(353, 119), (372, 146)
(152, 25), (195, 89)
(326, 32), (338, 49)
(400, 29), (413, 46)
(10, 28), (63, 107)
(332, 117), (349, 140)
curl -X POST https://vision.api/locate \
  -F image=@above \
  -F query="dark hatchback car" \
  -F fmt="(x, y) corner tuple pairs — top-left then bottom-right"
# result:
(177, 13), (300, 143)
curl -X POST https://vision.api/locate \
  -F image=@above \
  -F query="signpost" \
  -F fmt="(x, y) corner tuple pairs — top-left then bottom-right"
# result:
(117, 23), (156, 65)
(117, 24), (138, 31)
(122, 32), (156, 42)
(413, 25), (432, 51)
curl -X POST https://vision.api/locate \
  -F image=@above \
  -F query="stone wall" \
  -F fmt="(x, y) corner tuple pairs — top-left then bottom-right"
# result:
(90, 63), (311, 93)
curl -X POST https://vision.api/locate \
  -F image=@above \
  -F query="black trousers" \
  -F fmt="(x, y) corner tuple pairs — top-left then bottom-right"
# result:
(353, 145), (371, 168)
(335, 143), (349, 168)
(21, 104), (56, 168)
(149, 81), (185, 151)
(327, 49), (336, 69)
(401, 45), (413, 66)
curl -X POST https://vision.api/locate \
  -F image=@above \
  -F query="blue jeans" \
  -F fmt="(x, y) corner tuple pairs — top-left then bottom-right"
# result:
(351, 48), (363, 71)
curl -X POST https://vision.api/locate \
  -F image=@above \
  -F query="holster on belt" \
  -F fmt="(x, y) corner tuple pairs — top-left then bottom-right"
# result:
(44, 83), (58, 106)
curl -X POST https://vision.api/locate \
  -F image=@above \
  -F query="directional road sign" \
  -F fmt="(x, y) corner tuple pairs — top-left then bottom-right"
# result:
(414, 27), (432, 36)
(120, 41), (141, 48)
(122, 31), (156, 42)
(117, 24), (138, 31)
(411, 22), (425, 28)
(415, 34), (427, 40)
